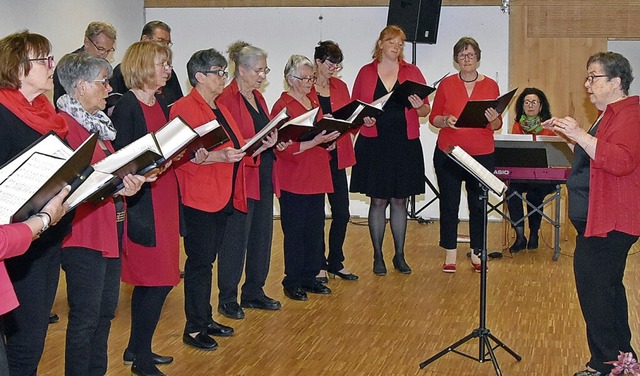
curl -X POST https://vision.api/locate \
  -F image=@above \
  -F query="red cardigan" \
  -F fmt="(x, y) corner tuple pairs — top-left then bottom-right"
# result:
(217, 80), (269, 201)
(60, 112), (120, 258)
(585, 96), (640, 237)
(352, 59), (428, 140)
(271, 91), (334, 196)
(429, 74), (501, 155)
(311, 77), (356, 170)
(170, 88), (254, 213)
(0, 223), (32, 315)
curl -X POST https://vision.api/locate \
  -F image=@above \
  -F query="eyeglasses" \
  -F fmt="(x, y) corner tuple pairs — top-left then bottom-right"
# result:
(202, 70), (229, 78)
(153, 38), (173, 48)
(292, 75), (316, 84)
(93, 78), (110, 88)
(324, 60), (343, 72)
(456, 52), (477, 61)
(585, 74), (608, 84)
(252, 67), (271, 76)
(155, 62), (173, 71)
(87, 38), (115, 54)
(28, 55), (55, 69)
(523, 100), (540, 106)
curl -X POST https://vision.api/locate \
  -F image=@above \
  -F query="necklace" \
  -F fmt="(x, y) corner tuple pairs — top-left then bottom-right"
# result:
(133, 89), (156, 106)
(459, 71), (479, 83)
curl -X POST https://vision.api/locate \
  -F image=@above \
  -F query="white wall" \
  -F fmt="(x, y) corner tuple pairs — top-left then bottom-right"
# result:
(0, 0), (144, 75)
(147, 6), (510, 219)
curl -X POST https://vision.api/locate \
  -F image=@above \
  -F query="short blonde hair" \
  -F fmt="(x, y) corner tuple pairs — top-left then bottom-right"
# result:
(372, 25), (406, 62)
(120, 41), (171, 90)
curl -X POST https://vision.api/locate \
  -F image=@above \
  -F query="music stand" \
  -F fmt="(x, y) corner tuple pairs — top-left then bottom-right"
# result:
(419, 146), (521, 375)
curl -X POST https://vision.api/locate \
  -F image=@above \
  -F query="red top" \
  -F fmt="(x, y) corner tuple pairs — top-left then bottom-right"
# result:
(60, 112), (120, 258)
(0, 223), (32, 315)
(512, 120), (555, 136)
(170, 88), (254, 213)
(271, 91), (334, 196)
(352, 59), (429, 140)
(429, 74), (501, 155)
(585, 96), (640, 237)
(217, 79), (269, 200)
(311, 77), (356, 170)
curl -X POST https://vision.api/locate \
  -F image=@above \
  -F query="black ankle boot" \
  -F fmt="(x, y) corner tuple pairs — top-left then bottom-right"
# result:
(373, 253), (387, 276)
(509, 227), (527, 253)
(392, 254), (411, 274)
(527, 231), (539, 249)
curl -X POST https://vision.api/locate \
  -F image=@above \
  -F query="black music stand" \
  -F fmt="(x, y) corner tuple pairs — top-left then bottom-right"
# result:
(419, 146), (521, 375)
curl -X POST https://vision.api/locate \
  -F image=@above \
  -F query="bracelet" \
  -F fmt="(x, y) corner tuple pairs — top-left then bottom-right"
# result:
(33, 212), (51, 234)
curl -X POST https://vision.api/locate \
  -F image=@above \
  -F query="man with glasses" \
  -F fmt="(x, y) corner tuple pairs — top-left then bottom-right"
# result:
(110, 20), (184, 107)
(53, 21), (117, 106)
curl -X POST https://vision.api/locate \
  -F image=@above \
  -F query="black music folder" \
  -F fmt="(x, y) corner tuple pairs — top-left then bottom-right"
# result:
(456, 88), (518, 128)
(277, 107), (319, 144)
(389, 80), (436, 109)
(330, 99), (384, 126)
(241, 107), (289, 155)
(0, 132), (97, 223)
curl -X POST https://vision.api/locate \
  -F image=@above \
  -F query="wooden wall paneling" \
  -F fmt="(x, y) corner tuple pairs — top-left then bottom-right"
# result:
(144, 0), (502, 7)
(509, 3), (606, 130)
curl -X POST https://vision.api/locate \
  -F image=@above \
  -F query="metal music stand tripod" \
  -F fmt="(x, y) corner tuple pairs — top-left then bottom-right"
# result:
(419, 147), (521, 375)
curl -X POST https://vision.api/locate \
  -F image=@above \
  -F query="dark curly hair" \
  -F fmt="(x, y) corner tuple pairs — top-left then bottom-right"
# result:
(514, 87), (552, 122)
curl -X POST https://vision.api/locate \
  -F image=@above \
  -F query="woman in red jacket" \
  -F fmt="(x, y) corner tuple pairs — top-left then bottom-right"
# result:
(272, 54), (339, 301)
(544, 52), (640, 376)
(429, 37), (502, 274)
(351, 25), (431, 276)
(215, 41), (280, 319)
(312, 41), (359, 282)
(170, 48), (249, 351)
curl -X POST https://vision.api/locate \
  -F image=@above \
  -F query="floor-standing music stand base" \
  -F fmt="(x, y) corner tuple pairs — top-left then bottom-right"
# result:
(419, 327), (521, 375)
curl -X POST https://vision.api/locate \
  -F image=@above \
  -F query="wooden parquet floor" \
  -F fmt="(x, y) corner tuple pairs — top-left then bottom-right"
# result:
(37, 219), (640, 375)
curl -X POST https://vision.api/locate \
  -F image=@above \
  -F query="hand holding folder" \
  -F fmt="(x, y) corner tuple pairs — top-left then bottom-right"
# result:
(455, 88), (518, 128)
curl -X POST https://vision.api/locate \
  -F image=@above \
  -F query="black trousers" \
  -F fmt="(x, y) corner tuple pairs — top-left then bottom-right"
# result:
(506, 182), (557, 231)
(4, 240), (61, 376)
(279, 191), (326, 290)
(325, 150), (350, 272)
(572, 220), (639, 374)
(182, 205), (228, 334)
(61, 247), (121, 376)
(433, 147), (495, 250)
(0, 318), (8, 376)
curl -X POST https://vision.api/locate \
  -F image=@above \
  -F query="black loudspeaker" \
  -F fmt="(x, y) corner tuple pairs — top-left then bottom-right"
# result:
(387, 0), (443, 45)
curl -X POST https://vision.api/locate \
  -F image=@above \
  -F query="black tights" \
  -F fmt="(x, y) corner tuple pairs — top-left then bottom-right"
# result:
(126, 286), (172, 369)
(368, 197), (408, 257)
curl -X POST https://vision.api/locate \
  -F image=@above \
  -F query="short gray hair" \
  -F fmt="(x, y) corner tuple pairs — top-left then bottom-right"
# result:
(84, 21), (117, 42)
(227, 40), (267, 78)
(186, 48), (227, 87)
(56, 52), (113, 95)
(284, 54), (313, 88)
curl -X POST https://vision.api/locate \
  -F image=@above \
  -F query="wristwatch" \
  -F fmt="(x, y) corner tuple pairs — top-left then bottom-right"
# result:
(33, 212), (51, 234)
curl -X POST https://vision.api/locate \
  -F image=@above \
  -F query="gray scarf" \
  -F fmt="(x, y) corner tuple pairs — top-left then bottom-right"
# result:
(57, 94), (116, 141)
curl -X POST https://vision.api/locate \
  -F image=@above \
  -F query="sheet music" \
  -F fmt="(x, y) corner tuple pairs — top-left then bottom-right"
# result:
(64, 170), (115, 210)
(92, 133), (160, 174)
(0, 153), (66, 224)
(0, 133), (72, 183)
(153, 117), (198, 158)
(193, 119), (220, 137)
(449, 146), (507, 196)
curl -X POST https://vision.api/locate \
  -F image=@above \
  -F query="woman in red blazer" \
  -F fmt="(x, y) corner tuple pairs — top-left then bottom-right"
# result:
(215, 41), (281, 320)
(272, 54), (339, 301)
(351, 25), (431, 276)
(311, 41), (359, 282)
(170, 48), (251, 352)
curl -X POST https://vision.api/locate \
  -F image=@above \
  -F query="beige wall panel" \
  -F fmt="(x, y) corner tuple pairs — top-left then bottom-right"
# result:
(145, 0), (501, 7)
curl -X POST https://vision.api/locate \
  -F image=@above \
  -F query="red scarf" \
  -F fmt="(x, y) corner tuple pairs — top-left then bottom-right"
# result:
(0, 89), (68, 137)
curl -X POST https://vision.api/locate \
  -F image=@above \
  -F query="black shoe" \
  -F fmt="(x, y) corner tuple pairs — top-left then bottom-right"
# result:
(527, 233), (539, 249)
(392, 255), (412, 274)
(240, 296), (282, 310)
(182, 332), (218, 351)
(49, 313), (59, 324)
(283, 286), (308, 301)
(206, 321), (234, 337)
(301, 281), (332, 295)
(573, 369), (603, 376)
(509, 236), (527, 253)
(327, 269), (359, 280)
(373, 257), (387, 276)
(315, 276), (329, 284)
(218, 302), (245, 320)
(123, 348), (173, 365)
(131, 363), (165, 376)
